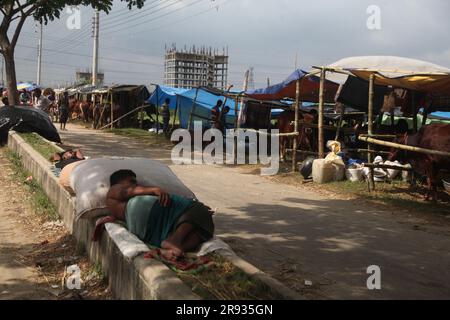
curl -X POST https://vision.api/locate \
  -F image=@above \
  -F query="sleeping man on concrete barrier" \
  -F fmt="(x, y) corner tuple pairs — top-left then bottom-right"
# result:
(105, 169), (215, 260)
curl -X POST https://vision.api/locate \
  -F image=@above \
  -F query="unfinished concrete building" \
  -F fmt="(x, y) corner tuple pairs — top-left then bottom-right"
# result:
(164, 45), (228, 90)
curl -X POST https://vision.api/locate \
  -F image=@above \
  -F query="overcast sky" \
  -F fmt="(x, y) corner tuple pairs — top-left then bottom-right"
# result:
(8, 0), (450, 88)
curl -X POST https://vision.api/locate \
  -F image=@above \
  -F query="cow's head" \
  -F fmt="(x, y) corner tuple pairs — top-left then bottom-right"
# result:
(388, 133), (408, 162)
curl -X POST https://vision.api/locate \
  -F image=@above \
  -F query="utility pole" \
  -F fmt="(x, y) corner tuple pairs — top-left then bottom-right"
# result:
(92, 9), (99, 86)
(36, 22), (43, 85)
(237, 69), (250, 126)
(248, 67), (255, 90)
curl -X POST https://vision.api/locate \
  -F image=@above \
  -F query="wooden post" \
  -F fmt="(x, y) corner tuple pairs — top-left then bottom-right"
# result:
(368, 73), (375, 191)
(234, 96), (239, 129)
(139, 105), (143, 129)
(234, 96), (239, 164)
(110, 91), (114, 130)
(411, 91), (417, 133)
(187, 87), (200, 131)
(292, 79), (301, 171)
(318, 68), (326, 159)
(334, 104), (345, 141)
(155, 87), (160, 133)
(422, 109), (428, 127)
(171, 96), (179, 131)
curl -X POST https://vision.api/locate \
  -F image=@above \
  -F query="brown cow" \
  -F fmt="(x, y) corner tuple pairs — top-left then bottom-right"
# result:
(68, 98), (80, 119)
(389, 123), (450, 201)
(79, 101), (92, 123)
(277, 110), (317, 161)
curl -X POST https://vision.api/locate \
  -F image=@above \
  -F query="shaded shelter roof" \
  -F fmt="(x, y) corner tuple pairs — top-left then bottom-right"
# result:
(245, 69), (339, 103)
(323, 56), (450, 94)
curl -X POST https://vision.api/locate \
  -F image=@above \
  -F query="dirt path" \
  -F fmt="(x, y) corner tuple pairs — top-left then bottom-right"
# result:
(0, 147), (111, 300)
(0, 151), (54, 299)
(59, 123), (450, 299)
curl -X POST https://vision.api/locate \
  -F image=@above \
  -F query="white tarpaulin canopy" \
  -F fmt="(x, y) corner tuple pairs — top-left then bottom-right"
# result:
(315, 56), (450, 93)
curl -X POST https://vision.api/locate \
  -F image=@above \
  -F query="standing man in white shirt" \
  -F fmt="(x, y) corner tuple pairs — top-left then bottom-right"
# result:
(33, 88), (52, 112)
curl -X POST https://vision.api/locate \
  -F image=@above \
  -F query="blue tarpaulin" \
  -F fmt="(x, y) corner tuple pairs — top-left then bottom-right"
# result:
(147, 85), (189, 110)
(147, 85), (242, 129)
(430, 111), (450, 119)
(177, 88), (241, 129)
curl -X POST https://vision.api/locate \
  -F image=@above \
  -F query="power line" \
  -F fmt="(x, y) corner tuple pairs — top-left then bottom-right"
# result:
(100, 0), (172, 27)
(15, 55), (162, 77)
(101, 0), (205, 36)
(16, 43), (163, 67)
(100, 0), (163, 23)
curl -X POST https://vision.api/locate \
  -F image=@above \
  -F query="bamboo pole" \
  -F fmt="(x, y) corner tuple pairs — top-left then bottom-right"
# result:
(412, 91), (417, 133)
(139, 106), (143, 129)
(368, 73), (375, 191)
(110, 90), (114, 130)
(156, 87), (160, 133)
(334, 104), (345, 141)
(187, 87), (200, 131)
(98, 92), (108, 129)
(171, 97), (179, 131)
(345, 148), (391, 155)
(292, 79), (301, 172)
(99, 105), (149, 130)
(286, 149), (318, 156)
(318, 68), (326, 159)
(358, 135), (450, 157)
(360, 133), (397, 139)
(363, 163), (414, 172)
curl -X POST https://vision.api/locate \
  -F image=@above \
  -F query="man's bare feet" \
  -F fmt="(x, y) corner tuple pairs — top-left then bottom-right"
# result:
(159, 248), (183, 262)
(161, 239), (185, 258)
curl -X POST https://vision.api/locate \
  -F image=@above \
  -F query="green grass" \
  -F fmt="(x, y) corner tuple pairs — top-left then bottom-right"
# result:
(106, 128), (172, 148)
(5, 149), (59, 221)
(177, 254), (283, 300)
(18, 132), (60, 161)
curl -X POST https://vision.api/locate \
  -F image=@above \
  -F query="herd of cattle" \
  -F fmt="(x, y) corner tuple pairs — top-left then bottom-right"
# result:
(59, 98), (125, 129)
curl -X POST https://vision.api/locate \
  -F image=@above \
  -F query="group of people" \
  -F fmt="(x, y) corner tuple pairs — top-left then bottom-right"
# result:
(0, 87), (71, 131)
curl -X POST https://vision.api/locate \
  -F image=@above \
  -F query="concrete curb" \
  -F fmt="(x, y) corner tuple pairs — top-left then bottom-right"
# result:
(8, 132), (199, 300)
(8, 131), (302, 300)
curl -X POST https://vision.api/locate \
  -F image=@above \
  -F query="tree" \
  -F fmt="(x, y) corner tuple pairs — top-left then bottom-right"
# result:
(0, 0), (144, 105)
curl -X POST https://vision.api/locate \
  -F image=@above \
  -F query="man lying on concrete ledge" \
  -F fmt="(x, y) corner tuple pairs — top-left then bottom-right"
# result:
(105, 169), (215, 260)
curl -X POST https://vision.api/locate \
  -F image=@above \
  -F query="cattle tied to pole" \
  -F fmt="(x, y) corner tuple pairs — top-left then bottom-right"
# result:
(388, 123), (450, 201)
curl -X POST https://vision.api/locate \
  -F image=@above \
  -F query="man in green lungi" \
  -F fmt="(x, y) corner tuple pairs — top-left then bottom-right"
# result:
(106, 170), (214, 259)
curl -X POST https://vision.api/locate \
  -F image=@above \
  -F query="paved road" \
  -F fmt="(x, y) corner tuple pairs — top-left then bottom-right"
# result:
(59, 123), (450, 299)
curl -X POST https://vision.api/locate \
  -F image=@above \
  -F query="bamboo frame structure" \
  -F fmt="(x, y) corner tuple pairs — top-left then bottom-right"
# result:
(358, 136), (450, 157)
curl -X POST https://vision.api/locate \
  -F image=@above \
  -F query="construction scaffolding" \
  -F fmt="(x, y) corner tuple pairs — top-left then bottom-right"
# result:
(164, 44), (228, 90)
